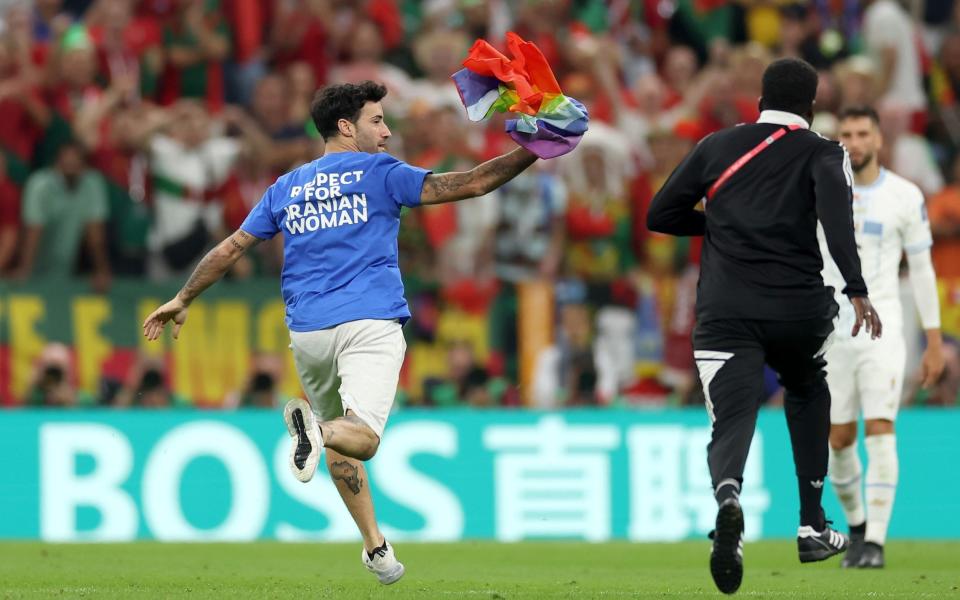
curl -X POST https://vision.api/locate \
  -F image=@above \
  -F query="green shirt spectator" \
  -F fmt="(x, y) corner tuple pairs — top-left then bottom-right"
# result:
(19, 141), (111, 283)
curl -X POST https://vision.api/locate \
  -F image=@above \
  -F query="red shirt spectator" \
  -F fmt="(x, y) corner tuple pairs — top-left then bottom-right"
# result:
(268, 0), (330, 87)
(224, 0), (269, 65)
(88, 0), (163, 98)
(0, 81), (48, 173)
(0, 152), (21, 272)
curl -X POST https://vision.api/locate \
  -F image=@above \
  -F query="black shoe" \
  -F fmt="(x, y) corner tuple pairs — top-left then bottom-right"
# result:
(797, 522), (848, 563)
(840, 531), (865, 568)
(857, 542), (884, 568)
(709, 497), (744, 595)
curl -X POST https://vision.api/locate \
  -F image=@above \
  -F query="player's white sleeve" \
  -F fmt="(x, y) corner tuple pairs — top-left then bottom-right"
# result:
(906, 249), (941, 330)
(901, 183), (939, 329)
(901, 184), (934, 255)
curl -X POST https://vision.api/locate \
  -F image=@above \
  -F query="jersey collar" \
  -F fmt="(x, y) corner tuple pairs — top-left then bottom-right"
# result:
(757, 110), (810, 129)
(855, 167), (887, 192)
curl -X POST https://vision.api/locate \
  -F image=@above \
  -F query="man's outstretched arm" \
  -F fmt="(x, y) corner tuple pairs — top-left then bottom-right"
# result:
(420, 147), (537, 205)
(143, 229), (262, 340)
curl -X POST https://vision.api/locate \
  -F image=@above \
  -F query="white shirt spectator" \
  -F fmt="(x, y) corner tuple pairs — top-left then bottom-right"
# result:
(863, 0), (926, 111)
(891, 134), (944, 197)
(147, 135), (241, 277)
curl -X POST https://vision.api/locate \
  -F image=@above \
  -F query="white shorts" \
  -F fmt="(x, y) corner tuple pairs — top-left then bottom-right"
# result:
(824, 321), (905, 424)
(289, 319), (407, 438)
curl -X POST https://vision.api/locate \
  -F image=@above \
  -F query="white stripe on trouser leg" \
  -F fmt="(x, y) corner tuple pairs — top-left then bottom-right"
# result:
(694, 351), (734, 423)
(816, 315), (839, 358)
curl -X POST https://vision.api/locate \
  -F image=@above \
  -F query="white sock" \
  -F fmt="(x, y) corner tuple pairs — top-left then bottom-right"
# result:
(864, 433), (898, 546)
(714, 478), (740, 503)
(829, 443), (865, 528)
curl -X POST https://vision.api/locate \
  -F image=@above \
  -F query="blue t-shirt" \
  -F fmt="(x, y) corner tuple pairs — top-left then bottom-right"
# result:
(241, 152), (430, 331)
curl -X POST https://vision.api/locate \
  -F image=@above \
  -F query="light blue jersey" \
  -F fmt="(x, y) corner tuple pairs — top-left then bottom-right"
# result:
(241, 152), (430, 331)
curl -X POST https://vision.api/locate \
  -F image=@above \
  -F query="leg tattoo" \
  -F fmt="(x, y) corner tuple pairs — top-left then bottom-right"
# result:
(330, 460), (362, 495)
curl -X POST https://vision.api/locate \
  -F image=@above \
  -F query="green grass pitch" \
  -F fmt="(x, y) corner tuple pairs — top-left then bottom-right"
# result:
(1, 541), (958, 599)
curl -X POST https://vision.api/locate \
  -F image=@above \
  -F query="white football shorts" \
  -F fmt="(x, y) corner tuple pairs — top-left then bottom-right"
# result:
(290, 319), (406, 438)
(824, 316), (905, 424)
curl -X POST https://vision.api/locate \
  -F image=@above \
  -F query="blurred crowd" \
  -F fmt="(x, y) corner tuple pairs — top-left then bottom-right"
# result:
(4, 0), (960, 409)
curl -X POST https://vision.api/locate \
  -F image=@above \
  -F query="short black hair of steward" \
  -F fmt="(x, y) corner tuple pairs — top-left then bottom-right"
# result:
(760, 58), (819, 117)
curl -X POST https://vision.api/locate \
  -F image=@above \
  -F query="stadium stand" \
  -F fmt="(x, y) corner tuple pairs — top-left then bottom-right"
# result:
(1, 0), (958, 409)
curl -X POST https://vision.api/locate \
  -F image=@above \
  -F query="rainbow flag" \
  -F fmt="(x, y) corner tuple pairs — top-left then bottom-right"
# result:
(451, 32), (589, 159)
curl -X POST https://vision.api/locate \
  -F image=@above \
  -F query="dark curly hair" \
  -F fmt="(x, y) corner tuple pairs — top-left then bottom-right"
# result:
(310, 81), (388, 141)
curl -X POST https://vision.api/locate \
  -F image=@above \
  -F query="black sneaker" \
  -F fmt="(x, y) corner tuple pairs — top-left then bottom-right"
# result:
(840, 530), (865, 568)
(709, 497), (744, 595)
(857, 542), (884, 568)
(797, 522), (848, 563)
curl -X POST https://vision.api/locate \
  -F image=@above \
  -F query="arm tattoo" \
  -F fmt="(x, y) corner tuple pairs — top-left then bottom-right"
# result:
(178, 250), (225, 304)
(472, 147), (538, 191)
(422, 147), (537, 205)
(330, 460), (362, 495)
(422, 172), (473, 203)
(235, 230), (259, 246)
(177, 230), (260, 304)
(230, 229), (262, 251)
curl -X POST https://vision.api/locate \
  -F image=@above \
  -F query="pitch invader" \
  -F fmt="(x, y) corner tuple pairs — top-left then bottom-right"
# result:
(820, 106), (945, 568)
(143, 82), (553, 585)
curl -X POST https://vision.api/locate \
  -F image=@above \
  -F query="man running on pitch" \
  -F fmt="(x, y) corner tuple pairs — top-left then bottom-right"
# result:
(143, 81), (550, 585)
